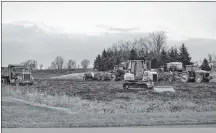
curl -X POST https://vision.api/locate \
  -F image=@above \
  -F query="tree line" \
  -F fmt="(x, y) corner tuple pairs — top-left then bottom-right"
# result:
(19, 31), (215, 71)
(20, 57), (90, 70)
(93, 31), (214, 71)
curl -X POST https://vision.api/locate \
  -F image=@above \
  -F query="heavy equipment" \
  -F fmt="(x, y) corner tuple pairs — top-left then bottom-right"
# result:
(122, 60), (157, 90)
(110, 62), (126, 81)
(1, 64), (34, 85)
(180, 64), (213, 83)
(83, 71), (112, 81)
(122, 60), (175, 92)
(166, 62), (183, 72)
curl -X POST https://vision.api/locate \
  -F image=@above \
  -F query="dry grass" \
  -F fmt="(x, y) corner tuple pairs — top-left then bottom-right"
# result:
(2, 82), (216, 114)
(3, 97), (216, 128)
(2, 80), (216, 127)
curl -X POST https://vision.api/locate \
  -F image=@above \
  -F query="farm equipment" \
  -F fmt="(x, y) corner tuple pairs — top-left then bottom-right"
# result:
(180, 64), (213, 83)
(155, 62), (183, 82)
(166, 62), (183, 72)
(84, 62), (126, 81)
(83, 72), (112, 81)
(110, 62), (126, 81)
(1, 64), (34, 85)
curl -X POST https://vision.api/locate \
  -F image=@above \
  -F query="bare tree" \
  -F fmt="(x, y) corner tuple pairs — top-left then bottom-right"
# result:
(208, 53), (213, 63)
(81, 59), (90, 68)
(148, 31), (167, 59)
(137, 37), (152, 51)
(50, 61), (57, 69)
(207, 53), (216, 69)
(50, 56), (64, 69)
(21, 60), (37, 70)
(67, 60), (76, 69)
(211, 54), (216, 68)
(40, 64), (43, 70)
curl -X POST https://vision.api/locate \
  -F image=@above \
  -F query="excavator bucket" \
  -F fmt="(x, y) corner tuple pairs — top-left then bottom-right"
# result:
(153, 85), (175, 92)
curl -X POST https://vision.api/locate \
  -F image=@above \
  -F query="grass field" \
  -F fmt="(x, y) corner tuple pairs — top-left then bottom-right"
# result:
(2, 78), (216, 127)
(2, 97), (216, 128)
(31, 68), (95, 79)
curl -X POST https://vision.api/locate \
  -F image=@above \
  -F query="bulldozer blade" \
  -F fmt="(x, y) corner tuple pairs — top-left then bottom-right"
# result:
(153, 86), (175, 93)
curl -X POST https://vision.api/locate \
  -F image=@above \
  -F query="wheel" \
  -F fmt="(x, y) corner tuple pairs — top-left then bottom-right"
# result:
(123, 84), (129, 90)
(110, 74), (116, 81)
(181, 73), (189, 83)
(147, 86), (154, 89)
(28, 83), (33, 86)
(168, 76), (173, 82)
(101, 76), (105, 81)
(15, 80), (20, 86)
(195, 75), (203, 83)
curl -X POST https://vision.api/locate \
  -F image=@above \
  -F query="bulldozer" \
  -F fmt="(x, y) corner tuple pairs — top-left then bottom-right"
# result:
(180, 64), (213, 83)
(122, 60), (175, 92)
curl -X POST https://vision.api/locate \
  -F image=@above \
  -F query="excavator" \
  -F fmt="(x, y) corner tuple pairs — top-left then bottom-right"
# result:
(123, 60), (175, 92)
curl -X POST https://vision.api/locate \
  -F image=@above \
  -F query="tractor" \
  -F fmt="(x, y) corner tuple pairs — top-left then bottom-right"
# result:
(110, 62), (127, 81)
(166, 62), (183, 72)
(157, 62), (183, 82)
(180, 64), (213, 83)
(83, 71), (112, 81)
(1, 64), (34, 86)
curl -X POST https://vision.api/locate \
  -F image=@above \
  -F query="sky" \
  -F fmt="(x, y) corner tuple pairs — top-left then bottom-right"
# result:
(3, 2), (216, 38)
(2, 2), (216, 68)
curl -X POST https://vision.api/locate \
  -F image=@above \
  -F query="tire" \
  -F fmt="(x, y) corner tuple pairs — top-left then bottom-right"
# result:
(15, 80), (20, 86)
(101, 76), (105, 81)
(147, 86), (154, 89)
(111, 74), (116, 81)
(195, 75), (203, 83)
(181, 73), (189, 83)
(28, 83), (33, 86)
(123, 84), (129, 90)
(168, 76), (173, 82)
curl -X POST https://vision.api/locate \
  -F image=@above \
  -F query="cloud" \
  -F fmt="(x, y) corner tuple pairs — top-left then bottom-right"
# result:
(1, 22), (144, 68)
(96, 24), (140, 32)
(2, 22), (216, 68)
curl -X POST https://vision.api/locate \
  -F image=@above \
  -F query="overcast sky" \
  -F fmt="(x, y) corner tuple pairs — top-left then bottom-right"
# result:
(3, 2), (216, 38)
(2, 2), (216, 68)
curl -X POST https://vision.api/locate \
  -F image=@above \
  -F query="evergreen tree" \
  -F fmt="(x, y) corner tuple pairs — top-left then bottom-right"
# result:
(93, 54), (101, 70)
(151, 58), (159, 69)
(102, 49), (108, 58)
(168, 47), (176, 62)
(174, 48), (179, 61)
(160, 48), (169, 66)
(178, 43), (192, 67)
(129, 49), (138, 60)
(138, 49), (145, 60)
(115, 55), (121, 65)
(107, 57), (115, 70)
(106, 50), (115, 70)
(101, 49), (108, 71)
(201, 58), (211, 71)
